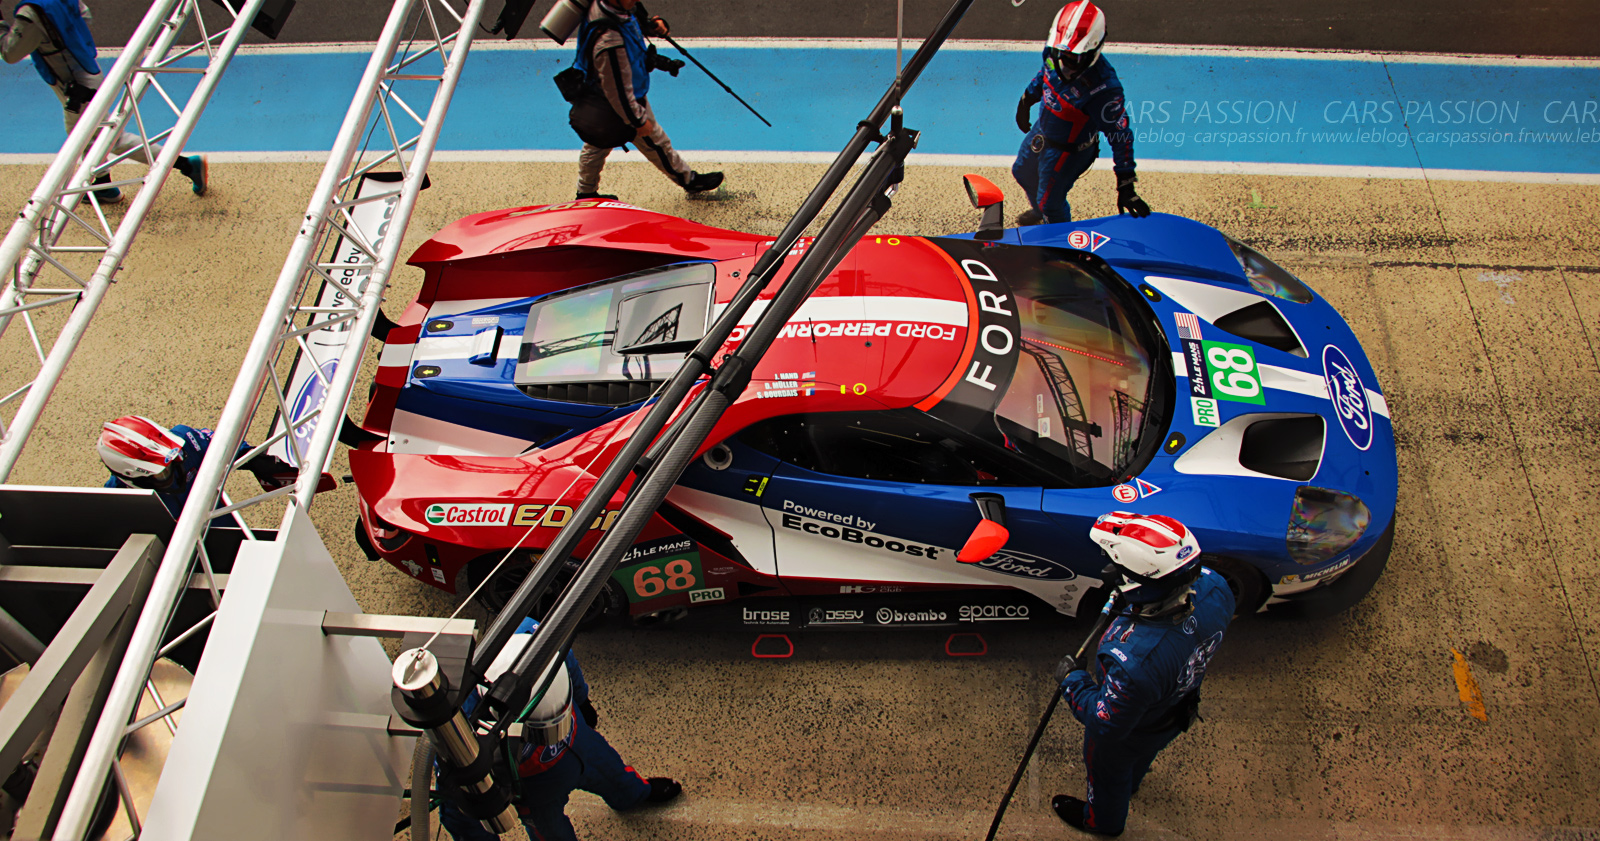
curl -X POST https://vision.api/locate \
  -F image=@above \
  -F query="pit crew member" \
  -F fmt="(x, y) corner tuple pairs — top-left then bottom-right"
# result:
(568, 0), (722, 200)
(1012, 1), (1148, 226)
(98, 416), (296, 516)
(437, 618), (682, 840)
(1, 1), (208, 201)
(1051, 512), (1233, 836)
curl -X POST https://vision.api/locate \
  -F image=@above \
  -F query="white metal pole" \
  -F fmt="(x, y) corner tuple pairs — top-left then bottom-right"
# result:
(0, 0), (184, 293)
(0, 0), (273, 481)
(292, 3), (487, 510)
(49, 3), (429, 837)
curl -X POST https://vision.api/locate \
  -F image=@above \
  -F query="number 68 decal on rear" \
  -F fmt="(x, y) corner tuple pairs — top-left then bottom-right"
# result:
(613, 551), (704, 602)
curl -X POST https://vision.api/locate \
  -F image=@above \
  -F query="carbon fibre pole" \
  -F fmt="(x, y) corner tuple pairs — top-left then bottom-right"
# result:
(465, 0), (984, 689)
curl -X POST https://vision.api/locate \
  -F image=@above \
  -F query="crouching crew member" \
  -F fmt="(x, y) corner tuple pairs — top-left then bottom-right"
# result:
(1052, 512), (1233, 837)
(438, 618), (682, 841)
(1012, 1), (1148, 225)
(98, 416), (298, 516)
(567, 0), (722, 200)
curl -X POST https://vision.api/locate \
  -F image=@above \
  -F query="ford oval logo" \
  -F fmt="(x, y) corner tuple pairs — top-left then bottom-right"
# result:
(1322, 344), (1373, 451)
(977, 549), (1077, 581)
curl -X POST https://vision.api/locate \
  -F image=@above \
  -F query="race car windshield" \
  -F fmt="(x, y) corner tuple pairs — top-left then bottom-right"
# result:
(992, 255), (1164, 481)
(517, 263), (714, 386)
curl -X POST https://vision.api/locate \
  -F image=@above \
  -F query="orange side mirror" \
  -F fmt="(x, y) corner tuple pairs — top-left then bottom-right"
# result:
(961, 175), (1006, 241)
(957, 518), (1011, 564)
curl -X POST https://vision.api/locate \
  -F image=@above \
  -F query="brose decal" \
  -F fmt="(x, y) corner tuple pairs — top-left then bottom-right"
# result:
(742, 607), (790, 625)
(779, 513), (941, 560)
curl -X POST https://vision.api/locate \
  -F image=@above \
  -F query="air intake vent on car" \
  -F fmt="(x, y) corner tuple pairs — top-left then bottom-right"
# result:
(519, 381), (659, 405)
(1238, 415), (1324, 481)
(1213, 301), (1306, 357)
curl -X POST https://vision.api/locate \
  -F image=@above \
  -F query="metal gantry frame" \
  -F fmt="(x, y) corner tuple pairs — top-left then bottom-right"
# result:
(0, 0), (274, 480)
(47, 0), (489, 835)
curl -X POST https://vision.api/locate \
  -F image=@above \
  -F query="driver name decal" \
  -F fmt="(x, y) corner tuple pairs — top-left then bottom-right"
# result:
(1322, 344), (1373, 450)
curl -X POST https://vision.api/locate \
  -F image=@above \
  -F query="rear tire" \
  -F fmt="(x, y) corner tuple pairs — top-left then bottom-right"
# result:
(1203, 556), (1269, 616)
(467, 552), (624, 630)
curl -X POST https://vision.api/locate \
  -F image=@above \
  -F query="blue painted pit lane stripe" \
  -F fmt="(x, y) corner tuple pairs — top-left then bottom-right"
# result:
(2, 40), (1596, 181)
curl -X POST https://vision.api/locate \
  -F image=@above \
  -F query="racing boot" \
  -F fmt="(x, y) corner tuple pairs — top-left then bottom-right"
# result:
(91, 172), (122, 204)
(645, 777), (682, 804)
(174, 155), (208, 196)
(1051, 795), (1122, 837)
(576, 191), (618, 200)
(684, 171), (723, 195)
(1015, 207), (1044, 226)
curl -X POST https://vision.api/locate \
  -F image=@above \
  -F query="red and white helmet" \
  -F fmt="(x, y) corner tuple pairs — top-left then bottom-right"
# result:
(1090, 511), (1202, 603)
(97, 416), (184, 479)
(1046, 1), (1106, 79)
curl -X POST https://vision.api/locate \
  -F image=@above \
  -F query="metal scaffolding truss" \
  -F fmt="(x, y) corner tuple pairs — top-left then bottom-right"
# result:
(0, 0), (276, 481)
(48, 0), (489, 835)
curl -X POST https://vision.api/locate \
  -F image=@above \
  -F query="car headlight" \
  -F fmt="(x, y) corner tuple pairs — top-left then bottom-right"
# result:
(1287, 486), (1370, 566)
(1225, 236), (1313, 304)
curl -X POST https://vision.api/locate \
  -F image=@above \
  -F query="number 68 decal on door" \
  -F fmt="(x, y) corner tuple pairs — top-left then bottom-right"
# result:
(613, 550), (704, 602)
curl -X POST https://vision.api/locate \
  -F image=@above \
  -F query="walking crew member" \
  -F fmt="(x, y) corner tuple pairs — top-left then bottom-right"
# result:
(438, 618), (682, 840)
(1012, 1), (1148, 225)
(1, 1), (208, 202)
(569, 0), (722, 200)
(98, 416), (298, 516)
(1052, 512), (1233, 836)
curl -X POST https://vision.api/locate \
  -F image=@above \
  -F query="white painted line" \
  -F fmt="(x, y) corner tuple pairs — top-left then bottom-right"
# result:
(5, 150), (1592, 184)
(143, 38), (1600, 66)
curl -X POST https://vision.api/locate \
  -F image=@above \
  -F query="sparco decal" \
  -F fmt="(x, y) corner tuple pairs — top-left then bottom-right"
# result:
(779, 513), (941, 559)
(975, 549), (1077, 581)
(958, 604), (1031, 622)
(1322, 344), (1373, 451)
(874, 607), (948, 625)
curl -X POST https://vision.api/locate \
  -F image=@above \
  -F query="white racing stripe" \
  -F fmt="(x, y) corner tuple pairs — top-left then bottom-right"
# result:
(721, 295), (968, 327)
(1171, 352), (1391, 418)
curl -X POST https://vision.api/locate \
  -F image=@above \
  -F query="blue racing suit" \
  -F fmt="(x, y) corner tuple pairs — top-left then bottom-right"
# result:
(1061, 568), (1234, 835)
(1012, 55), (1136, 224)
(103, 424), (224, 517)
(438, 620), (651, 841)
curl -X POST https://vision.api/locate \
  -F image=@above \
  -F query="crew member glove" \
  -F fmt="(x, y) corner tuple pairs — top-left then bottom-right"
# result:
(1116, 178), (1151, 217)
(644, 14), (669, 36)
(1016, 95), (1037, 133)
(1052, 654), (1080, 686)
(578, 698), (599, 728)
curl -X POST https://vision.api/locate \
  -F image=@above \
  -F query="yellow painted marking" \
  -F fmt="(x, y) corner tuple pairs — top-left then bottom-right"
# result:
(1450, 648), (1488, 722)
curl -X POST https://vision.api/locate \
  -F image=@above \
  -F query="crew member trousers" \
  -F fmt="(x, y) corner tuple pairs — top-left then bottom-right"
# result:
(577, 98), (692, 194)
(1012, 126), (1098, 224)
(1081, 724), (1185, 835)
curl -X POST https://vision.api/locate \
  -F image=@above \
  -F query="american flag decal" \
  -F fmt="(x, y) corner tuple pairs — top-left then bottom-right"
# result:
(1175, 312), (1202, 341)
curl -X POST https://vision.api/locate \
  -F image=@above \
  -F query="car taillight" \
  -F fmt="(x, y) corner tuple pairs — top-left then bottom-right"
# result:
(1287, 486), (1369, 566)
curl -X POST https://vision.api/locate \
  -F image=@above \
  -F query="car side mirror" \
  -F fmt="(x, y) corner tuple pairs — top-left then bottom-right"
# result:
(957, 492), (1010, 563)
(962, 174), (1005, 242)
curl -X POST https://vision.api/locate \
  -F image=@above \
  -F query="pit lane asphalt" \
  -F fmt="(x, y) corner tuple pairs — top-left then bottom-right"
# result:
(86, 0), (1600, 58)
(1, 158), (1596, 840)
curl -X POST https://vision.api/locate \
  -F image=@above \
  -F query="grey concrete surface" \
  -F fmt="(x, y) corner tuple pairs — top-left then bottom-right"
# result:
(84, 0), (1600, 58)
(2, 160), (1598, 841)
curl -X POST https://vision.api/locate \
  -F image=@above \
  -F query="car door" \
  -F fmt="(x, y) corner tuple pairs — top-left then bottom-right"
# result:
(746, 409), (1104, 616)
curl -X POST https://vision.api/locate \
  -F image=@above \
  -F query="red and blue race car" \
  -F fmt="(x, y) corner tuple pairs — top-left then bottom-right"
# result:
(349, 191), (1397, 628)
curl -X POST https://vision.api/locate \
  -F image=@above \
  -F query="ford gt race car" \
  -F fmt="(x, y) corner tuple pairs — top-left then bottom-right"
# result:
(349, 190), (1397, 629)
